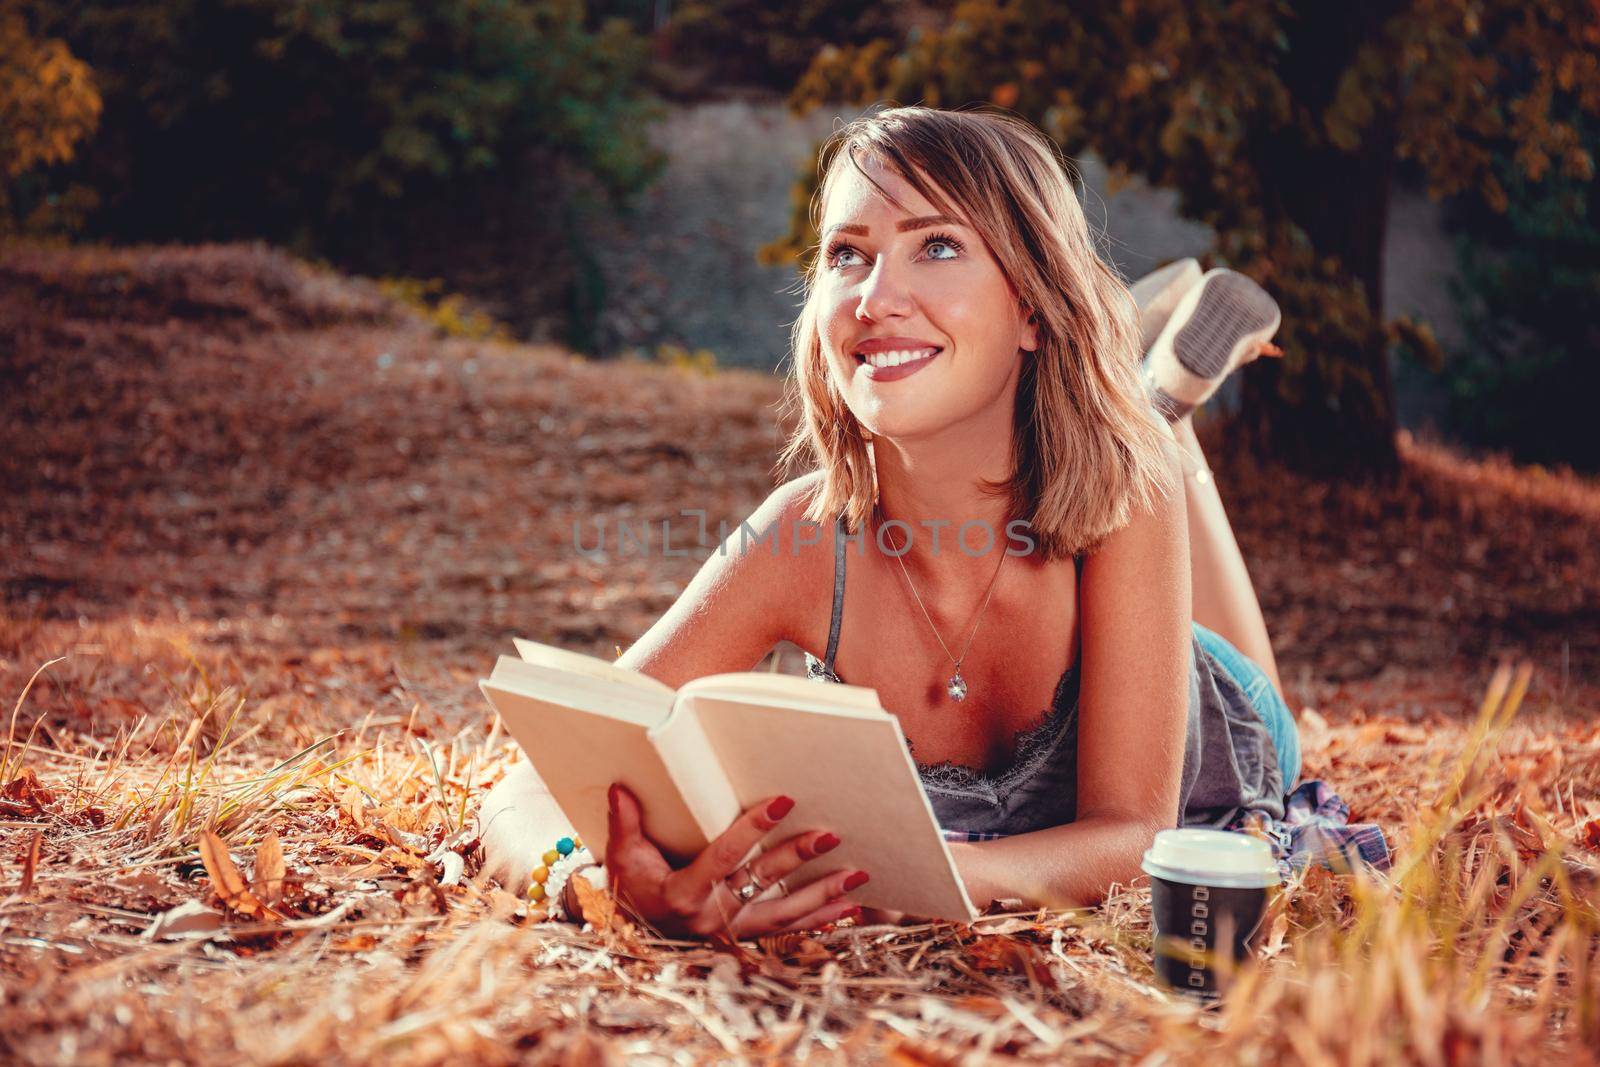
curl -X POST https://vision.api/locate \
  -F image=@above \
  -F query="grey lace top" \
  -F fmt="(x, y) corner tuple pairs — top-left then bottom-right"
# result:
(802, 515), (1285, 835)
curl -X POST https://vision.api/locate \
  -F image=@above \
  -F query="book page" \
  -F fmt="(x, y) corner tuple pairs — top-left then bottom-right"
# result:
(678, 692), (978, 922)
(480, 657), (709, 860)
(487, 658), (665, 727)
(679, 671), (886, 717)
(512, 637), (675, 696)
(648, 702), (744, 848)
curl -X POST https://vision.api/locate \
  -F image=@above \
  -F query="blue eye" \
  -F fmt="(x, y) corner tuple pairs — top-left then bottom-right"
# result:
(825, 242), (863, 269)
(823, 230), (966, 270)
(922, 231), (964, 259)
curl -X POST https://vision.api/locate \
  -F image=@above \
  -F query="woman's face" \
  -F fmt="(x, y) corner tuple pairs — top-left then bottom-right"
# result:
(815, 157), (1038, 441)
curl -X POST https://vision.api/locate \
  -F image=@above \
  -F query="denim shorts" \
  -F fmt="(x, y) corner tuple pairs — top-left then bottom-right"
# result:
(1193, 621), (1301, 790)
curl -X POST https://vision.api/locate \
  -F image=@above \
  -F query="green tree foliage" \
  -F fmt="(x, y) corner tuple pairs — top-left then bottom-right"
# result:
(1439, 111), (1600, 470)
(30, 0), (664, 343)
(779, 0), (1600, 475)
(0, 3), (101, 234)
(661, 0), (902, 92)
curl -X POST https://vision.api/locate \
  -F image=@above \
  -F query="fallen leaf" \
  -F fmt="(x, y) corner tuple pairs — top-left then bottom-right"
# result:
(949, 995), (1009, 1018)
(331, 933), (378, 952)
(1576, 818), (1600, 853)
(253, 831), (286, 907)
(486, 887), (527, 921)
(1510, 801), (1558, 856)
(199, 829), (283, 921)
(964, 935), (1056, 987)
(1262, 909), (1291, 959)
(340, 783), (368, 831)
(968, 915), (1041, 936)
(757, 932), (833, 966)
(19, 830), (41, 894)
(889, 1033), (980, 1065)
(199, 831), (249, 899)
(1, 768), (55, 814)
(571, 870), (632, 938)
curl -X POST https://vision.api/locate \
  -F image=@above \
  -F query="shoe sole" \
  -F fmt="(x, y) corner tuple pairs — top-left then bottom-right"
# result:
(1171, 271), (1280, 380)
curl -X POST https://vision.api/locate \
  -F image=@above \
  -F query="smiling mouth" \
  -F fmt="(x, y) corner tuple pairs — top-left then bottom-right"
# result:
(854, 346), (942, 368)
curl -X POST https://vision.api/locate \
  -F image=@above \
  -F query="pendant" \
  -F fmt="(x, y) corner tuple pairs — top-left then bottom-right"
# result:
(947, 670), (968, 702)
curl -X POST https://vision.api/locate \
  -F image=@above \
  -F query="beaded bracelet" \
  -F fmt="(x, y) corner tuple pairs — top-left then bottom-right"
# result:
(528, 834), (590, 920)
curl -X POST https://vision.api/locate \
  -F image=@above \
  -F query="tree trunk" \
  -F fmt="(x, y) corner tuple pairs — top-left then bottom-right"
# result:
(1240, 0), (1404, 478)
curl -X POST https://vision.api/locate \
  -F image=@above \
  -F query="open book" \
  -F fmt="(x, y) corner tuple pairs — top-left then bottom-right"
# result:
(478, 638), (978, 922)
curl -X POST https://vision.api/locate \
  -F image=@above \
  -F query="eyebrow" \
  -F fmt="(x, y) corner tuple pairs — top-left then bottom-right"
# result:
(821, 214), (967, 238)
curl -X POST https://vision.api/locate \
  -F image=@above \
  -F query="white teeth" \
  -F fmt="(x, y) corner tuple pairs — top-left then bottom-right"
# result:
(860, 347), (937, 368)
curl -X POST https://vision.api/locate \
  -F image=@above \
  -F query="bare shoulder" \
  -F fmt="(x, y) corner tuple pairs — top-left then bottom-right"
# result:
(718, 469), (836, 635)
(614, 471), (833, 687)
(759, 467), (835, 566)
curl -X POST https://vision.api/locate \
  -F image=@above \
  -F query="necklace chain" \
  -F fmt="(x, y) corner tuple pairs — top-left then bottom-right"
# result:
(876, 503), (1007, 701)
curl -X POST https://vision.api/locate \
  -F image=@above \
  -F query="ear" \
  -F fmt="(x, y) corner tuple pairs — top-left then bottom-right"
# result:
(1020, 306), (1040, 353)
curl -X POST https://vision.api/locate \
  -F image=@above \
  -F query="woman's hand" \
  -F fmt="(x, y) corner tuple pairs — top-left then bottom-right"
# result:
(603, 782), (868, 940)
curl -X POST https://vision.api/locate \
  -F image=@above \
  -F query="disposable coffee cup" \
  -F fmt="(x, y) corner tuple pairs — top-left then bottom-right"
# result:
(1142, 828), (1281, 1000)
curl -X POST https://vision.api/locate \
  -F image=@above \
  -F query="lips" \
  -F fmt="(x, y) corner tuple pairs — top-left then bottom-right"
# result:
(856, 346), (942, 382)
(854, 336), (941, 358)
(852, 337), (944, 382)
(855, 345), (940, 368)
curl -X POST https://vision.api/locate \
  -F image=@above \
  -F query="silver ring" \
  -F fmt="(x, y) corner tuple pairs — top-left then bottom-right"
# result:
(729, 866), (766, 904)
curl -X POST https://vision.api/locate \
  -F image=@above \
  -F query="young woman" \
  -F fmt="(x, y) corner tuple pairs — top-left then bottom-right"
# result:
(481, 106), (1299, 940)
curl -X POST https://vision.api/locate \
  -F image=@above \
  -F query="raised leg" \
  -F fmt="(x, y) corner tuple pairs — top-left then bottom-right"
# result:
(1170, 416), (1285, 700)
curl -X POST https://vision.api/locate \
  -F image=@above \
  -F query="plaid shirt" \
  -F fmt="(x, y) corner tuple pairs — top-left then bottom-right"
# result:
(942, 778), (1392, 882)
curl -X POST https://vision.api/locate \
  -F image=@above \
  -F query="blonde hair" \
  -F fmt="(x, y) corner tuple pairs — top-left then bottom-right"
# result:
(776, 105), (1175, 561)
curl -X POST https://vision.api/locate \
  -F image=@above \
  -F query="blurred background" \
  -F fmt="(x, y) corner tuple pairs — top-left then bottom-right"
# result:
(6, 0), (1598, 475)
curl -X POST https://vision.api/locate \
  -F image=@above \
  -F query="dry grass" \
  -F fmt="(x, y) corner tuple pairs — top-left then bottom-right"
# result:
(2, 632), (1596, 1064)
(3, 242), (1600, 1063)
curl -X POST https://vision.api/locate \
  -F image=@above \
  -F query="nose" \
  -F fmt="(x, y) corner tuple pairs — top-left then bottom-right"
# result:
(853, 254), (914, 322)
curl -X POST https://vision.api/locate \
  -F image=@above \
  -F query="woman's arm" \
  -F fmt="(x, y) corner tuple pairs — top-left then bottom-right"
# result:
(954, 444), (1193, 909)
(542, 475), (869, 936)
(481, 476), (821, 887)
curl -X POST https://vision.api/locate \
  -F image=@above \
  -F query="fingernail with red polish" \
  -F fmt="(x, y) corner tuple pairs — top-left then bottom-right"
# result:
(812, 832), (840, 855)
(843, 870), (870, 891)
(766, 795), (795, 820)
(841, 905), (862, 919)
